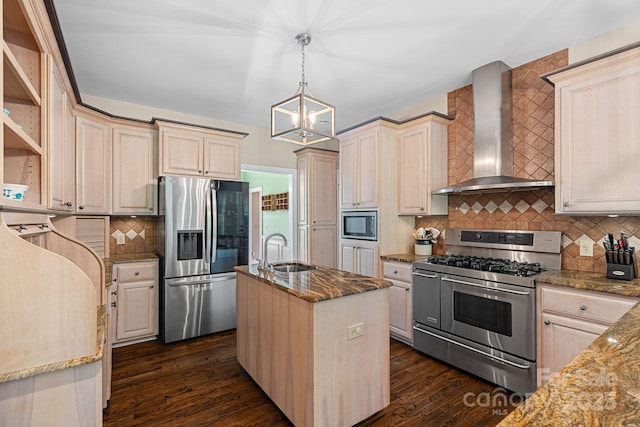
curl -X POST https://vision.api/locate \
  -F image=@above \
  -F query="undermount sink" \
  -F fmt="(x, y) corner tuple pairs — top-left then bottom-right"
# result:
(271, 262), (318, 273)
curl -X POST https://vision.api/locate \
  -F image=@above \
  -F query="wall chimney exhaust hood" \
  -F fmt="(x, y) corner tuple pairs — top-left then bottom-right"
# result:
(433, 61), (554, 194)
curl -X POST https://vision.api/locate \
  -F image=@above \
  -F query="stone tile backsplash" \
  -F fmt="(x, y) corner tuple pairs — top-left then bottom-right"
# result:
(110, 216), (157, 256)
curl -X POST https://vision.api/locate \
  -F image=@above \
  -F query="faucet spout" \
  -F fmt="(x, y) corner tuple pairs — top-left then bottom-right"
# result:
(262, 233), (288, 270)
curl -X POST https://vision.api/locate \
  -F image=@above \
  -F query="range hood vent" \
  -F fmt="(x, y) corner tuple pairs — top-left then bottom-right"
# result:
(433, 61), (553, 194)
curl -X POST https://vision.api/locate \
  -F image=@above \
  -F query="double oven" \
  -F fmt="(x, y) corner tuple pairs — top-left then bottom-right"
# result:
(412, 229), (561, 395)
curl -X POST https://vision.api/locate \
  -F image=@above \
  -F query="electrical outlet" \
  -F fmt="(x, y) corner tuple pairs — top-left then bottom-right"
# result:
(580, 240), (593, 257)
(347, 322), (364, 340)
(116, 234), (125, 245)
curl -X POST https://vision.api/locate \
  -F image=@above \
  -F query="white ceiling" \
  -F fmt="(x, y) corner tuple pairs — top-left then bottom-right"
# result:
(52, 0), (640, 131)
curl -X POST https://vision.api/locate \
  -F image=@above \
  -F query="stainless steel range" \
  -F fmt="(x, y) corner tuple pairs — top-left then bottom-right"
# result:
(412, 228), (561, 395)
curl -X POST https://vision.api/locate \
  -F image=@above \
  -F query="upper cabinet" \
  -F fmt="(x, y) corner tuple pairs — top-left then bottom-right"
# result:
(112, 124), (157, 214)
(48, 61), (75, 212)
(397, 114), (449, 215)
(157, 120), (245, 180)
(76, 111), (111, 214)
(546, 46), (640, 215)
(2, 0), (47, 209)
(339, 125), (380, 209)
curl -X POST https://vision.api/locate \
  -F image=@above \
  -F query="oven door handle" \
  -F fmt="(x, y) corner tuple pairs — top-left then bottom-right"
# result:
(413, 325), (531, 370)
(441, 276), (530, 295)
(412, 272), (439, 279)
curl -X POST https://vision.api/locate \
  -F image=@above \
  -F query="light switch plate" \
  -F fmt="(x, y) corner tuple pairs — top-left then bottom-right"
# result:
(116, 234), (125, 245)
(580, 239), (593, 257)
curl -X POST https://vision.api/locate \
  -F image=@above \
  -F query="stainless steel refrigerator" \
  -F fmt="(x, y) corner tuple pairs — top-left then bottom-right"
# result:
(157, 176), (248, 343)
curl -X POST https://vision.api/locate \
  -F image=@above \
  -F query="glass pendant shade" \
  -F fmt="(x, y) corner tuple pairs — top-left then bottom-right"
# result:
(270, 33), (336, 145)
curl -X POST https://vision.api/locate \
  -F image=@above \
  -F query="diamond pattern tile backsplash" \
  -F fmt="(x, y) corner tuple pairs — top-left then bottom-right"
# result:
(110, 217), (157, 256)
(416, 49), (640, 273)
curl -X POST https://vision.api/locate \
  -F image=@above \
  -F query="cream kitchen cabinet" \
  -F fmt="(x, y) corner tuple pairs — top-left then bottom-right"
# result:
(397, 114), (450, 215)
(296, 147), (338, 268)
(546, 46), (640, 215)
(47, 62), (76, 212)
(76, 111), (111, 214)
(339, 126), (379, 209)
(112, 259), (159, 345)
(383, 260), (413, 344)
(112, 124), (157, 214)
(157, 120), (245, 180)
(537, 285), (637, 385)
(340, 240), (379, 277)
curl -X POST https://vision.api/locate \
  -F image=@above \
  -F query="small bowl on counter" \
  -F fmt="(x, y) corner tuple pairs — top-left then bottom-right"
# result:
(3, 183), (28, 201)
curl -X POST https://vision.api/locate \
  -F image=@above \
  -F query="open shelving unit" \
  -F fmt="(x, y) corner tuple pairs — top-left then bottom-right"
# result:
(2, 0), (47, 209)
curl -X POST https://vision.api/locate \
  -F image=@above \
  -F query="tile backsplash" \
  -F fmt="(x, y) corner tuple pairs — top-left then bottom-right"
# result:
(415, 49), (640, 273)
(110, 216), (157, 256)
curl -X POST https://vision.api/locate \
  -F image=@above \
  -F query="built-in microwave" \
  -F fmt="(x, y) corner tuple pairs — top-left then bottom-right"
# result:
(341, 210), (377, 241)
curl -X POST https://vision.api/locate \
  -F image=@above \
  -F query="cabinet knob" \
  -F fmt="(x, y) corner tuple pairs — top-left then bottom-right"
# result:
(393, 270), (398, 274)
(148, 207), (153, 211)
(563, 201), (569, 208)
(135, 272), (140, 276)
(111, 290), (117, 295)
(352, 203), (356, 206)
(204, 171), (209, 175)
(420, 207), (425, 211)
(579, 304), (587, 311)
(78, 205), (84, 210)
(150, 285), (154, 289)
(544, 320), (551, 325)
(111, 302), (117, 308)
(63, 201), (72, 207)
(405, 288), (410, 292)
(198, 170), (203, 174)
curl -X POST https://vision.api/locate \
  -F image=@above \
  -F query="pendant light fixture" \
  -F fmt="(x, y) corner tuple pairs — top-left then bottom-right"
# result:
(271, 33), (335, 145)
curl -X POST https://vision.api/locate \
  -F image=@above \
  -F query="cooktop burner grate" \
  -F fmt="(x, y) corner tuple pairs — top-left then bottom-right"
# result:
(425, 255), (544, 277)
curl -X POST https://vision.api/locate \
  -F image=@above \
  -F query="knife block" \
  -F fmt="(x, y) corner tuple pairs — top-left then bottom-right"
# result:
(606, 247), (636, 281)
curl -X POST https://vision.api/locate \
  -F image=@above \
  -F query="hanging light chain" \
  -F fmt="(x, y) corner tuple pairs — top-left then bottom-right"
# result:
(296, 33), (311, 93)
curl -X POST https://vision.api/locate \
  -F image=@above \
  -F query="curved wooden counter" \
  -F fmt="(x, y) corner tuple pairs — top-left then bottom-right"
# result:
(235, 264), (391, 427)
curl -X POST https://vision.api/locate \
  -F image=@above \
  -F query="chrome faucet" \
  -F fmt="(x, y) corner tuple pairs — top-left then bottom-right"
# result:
(260, 233), (288, 270)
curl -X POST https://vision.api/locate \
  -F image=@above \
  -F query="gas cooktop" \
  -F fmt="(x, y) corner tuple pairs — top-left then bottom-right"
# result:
(424, 255), (544, 277)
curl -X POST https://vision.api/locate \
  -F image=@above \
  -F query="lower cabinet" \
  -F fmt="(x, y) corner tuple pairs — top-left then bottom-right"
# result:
(340, 240), (379, 277)
(111, 259), (159, 345)
(537, 285), (637, 385)
(383, 260), (413, 344)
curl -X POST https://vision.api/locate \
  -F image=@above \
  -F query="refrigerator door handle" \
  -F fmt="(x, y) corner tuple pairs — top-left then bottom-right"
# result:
(210, 181), (218, 264)
(204, 180), (213, 266)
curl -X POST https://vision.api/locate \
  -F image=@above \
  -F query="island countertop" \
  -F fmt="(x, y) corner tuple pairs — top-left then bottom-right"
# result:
(234, 264), (392, 303)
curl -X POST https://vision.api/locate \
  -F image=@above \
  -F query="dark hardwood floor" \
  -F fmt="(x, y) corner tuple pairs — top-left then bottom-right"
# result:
(104, 331), (519, 426)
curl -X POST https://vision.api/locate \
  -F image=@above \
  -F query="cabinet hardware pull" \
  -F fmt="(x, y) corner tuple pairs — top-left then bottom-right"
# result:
(393, 270), (398, 274)
(135, 272), (140, 276)
(111, 302), (116, 307)
(79, 205), (84, 210)
(150, 285), (154, 289)
(563, 202), (569, 208)
(198, 170), (203, 173)
(579, 304), (587, 311)
(544, 320), (551, 325)
(420, 207), (425, 211)
(64, 201), (73, 207)
(405, 288), (410, 292)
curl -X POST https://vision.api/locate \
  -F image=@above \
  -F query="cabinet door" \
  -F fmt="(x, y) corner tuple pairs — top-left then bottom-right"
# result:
(340, 242), (356, 273)
(398, 125), (427, 214)
(76, 115), (111, 214)
(389, 280), (412, 342)
(356, 129), (379, 208)
(310, 225), (336, 268)
(112, 127), (157, 214)
(160, 131), (203, 176)
(539, 312), (608, 383)
(339, 136), (357, 209)
(358, 244), (378, 277)
(551, 49), (640, 214)
(48, 65), (75, 211)
(297, 225), (309, 263)
(310, 154), (337, 226)
(115, 279), (158, 342)
(203, 137), (240, 180)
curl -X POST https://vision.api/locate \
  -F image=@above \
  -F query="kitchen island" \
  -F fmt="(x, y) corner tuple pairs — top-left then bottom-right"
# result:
(234, 264), (392, 427)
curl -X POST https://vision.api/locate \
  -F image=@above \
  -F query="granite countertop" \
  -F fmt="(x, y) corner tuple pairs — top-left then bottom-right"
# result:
(234, 264), (391, 303)
(498, 271), (640, 425)
(535, 269), (640, 298)
(0, 305), (106, 384)
(380, 253), (429, 263)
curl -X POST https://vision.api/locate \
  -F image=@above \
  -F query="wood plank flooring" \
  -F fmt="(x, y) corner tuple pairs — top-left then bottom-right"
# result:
(104, 331), (520, 426)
